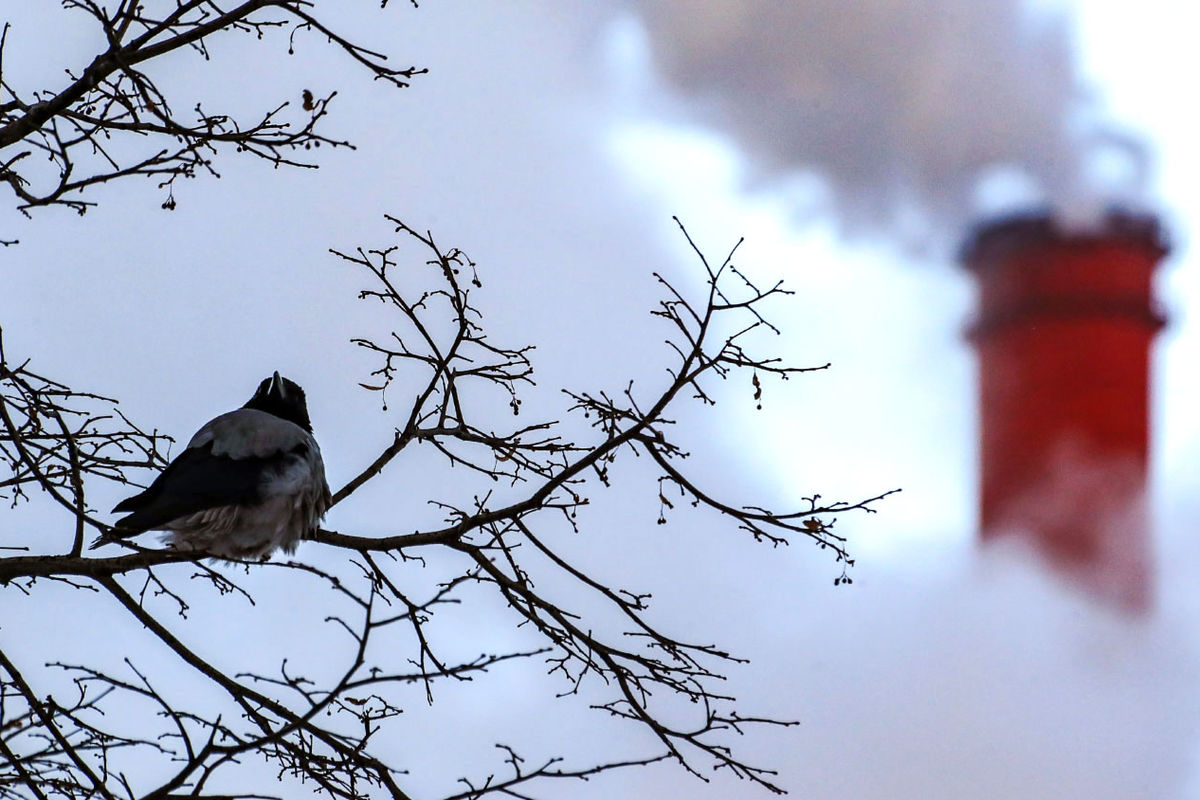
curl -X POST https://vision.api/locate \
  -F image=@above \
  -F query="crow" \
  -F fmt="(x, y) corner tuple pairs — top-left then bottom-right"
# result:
(99, 372), (331, 560)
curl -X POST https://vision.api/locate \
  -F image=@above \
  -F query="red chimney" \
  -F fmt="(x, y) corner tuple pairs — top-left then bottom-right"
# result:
(960, 210), (1169, 609)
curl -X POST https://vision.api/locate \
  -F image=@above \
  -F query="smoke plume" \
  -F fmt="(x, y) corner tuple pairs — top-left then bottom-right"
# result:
(628, 0), (1147, 245)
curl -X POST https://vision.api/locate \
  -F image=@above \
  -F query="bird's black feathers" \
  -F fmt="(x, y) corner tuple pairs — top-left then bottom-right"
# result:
(243, 373), (312, 432)
(111, 441), (309, 535)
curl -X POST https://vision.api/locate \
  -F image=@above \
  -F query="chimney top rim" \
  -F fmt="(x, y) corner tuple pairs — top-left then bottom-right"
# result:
(959, 208), (1169, 268)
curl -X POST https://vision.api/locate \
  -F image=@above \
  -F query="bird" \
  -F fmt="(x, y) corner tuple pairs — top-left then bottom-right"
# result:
(99, 372), (331, 560)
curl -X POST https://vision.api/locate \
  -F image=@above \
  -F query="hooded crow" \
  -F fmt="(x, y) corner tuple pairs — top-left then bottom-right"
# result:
(102, 372), (331, 560)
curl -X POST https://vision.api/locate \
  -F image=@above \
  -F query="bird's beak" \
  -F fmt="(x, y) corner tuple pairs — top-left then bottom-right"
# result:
(270, 371), (286, 400)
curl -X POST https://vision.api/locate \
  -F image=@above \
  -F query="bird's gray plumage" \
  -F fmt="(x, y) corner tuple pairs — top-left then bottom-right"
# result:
(189, 408), (312, 459)
(103, 373), (331, 560)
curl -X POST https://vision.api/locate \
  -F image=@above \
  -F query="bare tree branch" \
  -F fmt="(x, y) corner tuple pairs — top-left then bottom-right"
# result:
(3, 215), (893, 798)
(0, 3), (424, 223)
(0, 7), (899, 798)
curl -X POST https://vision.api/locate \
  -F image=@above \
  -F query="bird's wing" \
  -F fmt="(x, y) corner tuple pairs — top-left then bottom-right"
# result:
(110, 443), (280, 534)
(110, 408), (312, 536)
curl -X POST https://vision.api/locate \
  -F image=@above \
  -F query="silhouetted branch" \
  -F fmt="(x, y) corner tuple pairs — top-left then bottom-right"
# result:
(0, 3), (424, 223)
(1, 216), (893, 798)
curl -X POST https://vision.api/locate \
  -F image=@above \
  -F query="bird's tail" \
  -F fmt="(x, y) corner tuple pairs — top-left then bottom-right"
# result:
(89, 521), (137, 550)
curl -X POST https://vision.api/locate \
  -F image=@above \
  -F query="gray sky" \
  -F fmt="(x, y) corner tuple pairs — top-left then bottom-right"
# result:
(3, 1), (1200, 797)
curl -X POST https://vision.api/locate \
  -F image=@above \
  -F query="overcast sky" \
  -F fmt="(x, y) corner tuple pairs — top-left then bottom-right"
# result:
(4, 1), (1200, 797)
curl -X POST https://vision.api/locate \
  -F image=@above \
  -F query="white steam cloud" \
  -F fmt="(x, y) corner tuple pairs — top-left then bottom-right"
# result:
(626, 0), (1149, 244)
(602, 533), (1200, 800)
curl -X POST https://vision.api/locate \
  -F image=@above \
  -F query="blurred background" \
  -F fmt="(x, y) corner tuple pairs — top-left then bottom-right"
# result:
(3, 1), (1198, 797)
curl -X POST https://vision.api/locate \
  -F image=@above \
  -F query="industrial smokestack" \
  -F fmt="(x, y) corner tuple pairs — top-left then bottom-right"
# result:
(960, 210), (1169, 610)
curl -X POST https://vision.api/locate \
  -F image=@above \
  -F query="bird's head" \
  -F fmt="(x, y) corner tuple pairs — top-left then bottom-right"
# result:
(244, 371), (313, 432)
